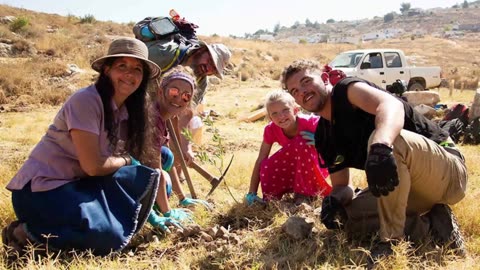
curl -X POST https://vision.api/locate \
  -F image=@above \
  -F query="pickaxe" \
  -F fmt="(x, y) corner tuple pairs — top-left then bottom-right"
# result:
(191, 154), (234, 196)
(166, 118), (234, 197)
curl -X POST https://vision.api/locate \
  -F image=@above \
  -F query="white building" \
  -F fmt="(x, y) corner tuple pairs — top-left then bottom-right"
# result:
(383, 28), (404, 38)
(327, 35), (360, 44)
(258, 34), (275, 41)
(362, 31), (387, 41)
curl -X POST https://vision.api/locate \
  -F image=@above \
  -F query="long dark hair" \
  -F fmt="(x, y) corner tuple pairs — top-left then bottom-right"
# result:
(94, 57), (151, 160)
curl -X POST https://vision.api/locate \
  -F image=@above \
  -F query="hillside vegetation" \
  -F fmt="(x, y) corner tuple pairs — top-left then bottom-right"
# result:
(0, 4), (480, 270)
(1, 4), (480, 111)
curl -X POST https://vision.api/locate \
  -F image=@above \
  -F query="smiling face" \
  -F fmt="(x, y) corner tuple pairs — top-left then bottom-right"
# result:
(158, 79), (194, 116)
(104, 57), (145, 106)
(285, 69), (329, 113)
(267, 101), (297, 130)
(191, 49), (217, 77)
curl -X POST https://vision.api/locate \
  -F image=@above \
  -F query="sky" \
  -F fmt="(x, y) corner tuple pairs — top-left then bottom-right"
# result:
(1, 0), (464, 37)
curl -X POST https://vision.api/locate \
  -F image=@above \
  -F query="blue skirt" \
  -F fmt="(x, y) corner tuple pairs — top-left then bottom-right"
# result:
(11, 165), (159, 256)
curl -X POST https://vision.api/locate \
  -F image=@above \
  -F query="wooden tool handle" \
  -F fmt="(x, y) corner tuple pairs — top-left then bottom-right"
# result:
(166, 119), (197, 198)
(191, 162), (215, 183)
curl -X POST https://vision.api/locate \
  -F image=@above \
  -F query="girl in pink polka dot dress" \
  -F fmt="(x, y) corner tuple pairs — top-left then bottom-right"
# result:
(246, 90), (331, 205)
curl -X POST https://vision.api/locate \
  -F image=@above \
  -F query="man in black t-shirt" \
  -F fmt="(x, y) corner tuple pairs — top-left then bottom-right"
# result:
(281, 59), (467, 260)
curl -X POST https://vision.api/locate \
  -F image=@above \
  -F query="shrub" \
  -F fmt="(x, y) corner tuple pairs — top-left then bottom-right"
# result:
(237, 65), (254, 81)
(11, 39), (36, 55)
(79, 14), (96, 24)
(67, 14), (78, 23)
(40, 59), (70, 77)
(384, 12), (395, 23)
(9, 17), (29, 33)
(270, 69), (282, 80)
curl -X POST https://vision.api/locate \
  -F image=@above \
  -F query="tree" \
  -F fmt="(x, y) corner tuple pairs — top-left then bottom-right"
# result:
(273, 23), (280, 34)
(326, 18), (335, 23)
(384, 12), (395, 23)
(400, 2), (411, 14)
(462, 0), (469, 8)
(292, 21), (300, 29)
(305, 18), (313, 27)
(253, 29), (266, 35)
(244, 33), (252, 39)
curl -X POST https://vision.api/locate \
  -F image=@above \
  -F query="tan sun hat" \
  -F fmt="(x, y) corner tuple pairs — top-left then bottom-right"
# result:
(91, 37), (161, 78)
(200, 41), (231, 79)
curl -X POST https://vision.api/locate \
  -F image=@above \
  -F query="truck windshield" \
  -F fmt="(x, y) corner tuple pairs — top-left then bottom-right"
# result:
(330, 53), (364, 68)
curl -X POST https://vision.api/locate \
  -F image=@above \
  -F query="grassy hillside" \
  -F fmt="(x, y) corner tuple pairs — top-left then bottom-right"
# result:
(1, 4), (480, 111)
(1, 4), (480, 270)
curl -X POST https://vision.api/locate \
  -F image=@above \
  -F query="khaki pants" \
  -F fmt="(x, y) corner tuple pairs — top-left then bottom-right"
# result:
(343, 130), (467, 242)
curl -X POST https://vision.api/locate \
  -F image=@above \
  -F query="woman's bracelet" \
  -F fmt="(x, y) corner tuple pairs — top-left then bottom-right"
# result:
(120, 155), (129, 166)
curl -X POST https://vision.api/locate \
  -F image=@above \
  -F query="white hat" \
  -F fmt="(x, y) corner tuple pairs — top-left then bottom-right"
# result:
(201, 41), (231, 79)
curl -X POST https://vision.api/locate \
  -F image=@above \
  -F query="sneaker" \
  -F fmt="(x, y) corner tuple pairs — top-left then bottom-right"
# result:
(427, 204), (466, 256)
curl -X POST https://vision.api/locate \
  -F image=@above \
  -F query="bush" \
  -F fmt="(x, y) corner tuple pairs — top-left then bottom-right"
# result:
(384, 12), (395, 23)
(79, 14), (96, 24)
(9, 17), (29, 33)
(11, 39), (36, 55)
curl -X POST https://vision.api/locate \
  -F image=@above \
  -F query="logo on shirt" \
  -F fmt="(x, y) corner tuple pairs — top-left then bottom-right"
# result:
(334, 154), (345, 165)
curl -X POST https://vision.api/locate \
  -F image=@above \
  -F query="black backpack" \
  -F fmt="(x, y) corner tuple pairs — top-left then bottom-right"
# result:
(439, 118), (465, 143)
(133, 16), (198, 45)
(443, 103), (469, 126)
(386, 79), (407, 97)
(464, 117), (480, 145)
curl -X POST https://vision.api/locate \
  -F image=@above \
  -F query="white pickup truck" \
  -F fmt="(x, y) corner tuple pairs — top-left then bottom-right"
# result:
(329, 49), (442, 91)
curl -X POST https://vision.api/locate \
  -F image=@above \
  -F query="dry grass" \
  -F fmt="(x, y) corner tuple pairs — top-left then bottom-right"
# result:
(1, 86), (479, 270)
(1, 4), (480, 269)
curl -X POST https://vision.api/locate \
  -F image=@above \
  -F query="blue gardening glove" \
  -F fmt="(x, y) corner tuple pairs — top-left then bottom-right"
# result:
(245, 193), (264, 206)
(130, 155), (141, 165)
(163, 208), (193, 222)
(365, 143), (399, 197)
(300, 131), (315, 146)
(320, 195), (348, 230)
(180, 197), (212, 210)
(147, 210), (183, 233)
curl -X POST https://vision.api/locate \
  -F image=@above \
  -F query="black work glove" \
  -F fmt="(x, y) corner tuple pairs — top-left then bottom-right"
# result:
(365, 143), (399, 197)
(320, 195), (348, 230)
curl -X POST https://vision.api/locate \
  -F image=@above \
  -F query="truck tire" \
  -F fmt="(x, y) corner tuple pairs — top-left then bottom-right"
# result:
(408, 82), (425, 91)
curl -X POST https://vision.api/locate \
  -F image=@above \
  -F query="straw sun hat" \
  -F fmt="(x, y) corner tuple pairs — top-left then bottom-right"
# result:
(91, 37), (161, 78)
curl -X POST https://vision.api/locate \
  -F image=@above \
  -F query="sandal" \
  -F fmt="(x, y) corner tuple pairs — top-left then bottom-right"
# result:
(2, 220), (26, 259)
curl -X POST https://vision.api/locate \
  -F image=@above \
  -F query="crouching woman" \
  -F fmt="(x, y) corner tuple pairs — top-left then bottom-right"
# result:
(3, 37), (163, 256)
